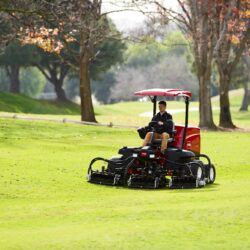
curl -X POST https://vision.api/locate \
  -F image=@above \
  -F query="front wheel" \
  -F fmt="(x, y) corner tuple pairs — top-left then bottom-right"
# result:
(207, 164), (216, 184)
(190, 162), (205, 188)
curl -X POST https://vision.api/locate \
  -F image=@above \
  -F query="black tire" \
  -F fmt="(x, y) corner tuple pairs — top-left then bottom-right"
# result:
(190, 162), (205, 188)
(190, 162), (204, 179)
(207, 164), (216, 184)
(86, 172), (91, 182)
(154, 177), (160, 189)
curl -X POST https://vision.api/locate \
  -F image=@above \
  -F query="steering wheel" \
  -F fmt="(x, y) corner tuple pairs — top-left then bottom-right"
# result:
(148, 121), (165, 134)
(148, 120), (174, 135)
(148, 121), (159, 127)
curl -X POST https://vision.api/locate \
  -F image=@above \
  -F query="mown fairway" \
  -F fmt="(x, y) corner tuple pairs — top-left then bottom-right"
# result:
(0, 118), (250, 250)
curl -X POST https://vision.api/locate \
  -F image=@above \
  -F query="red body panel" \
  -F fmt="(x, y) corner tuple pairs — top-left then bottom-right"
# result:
(173, 125), (200, 154)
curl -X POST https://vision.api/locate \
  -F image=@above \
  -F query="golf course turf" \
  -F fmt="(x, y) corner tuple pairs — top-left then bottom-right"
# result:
(0, 118), (250, 250)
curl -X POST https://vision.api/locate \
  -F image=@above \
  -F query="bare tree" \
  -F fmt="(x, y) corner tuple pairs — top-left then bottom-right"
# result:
(151, 0), (217, 128)
(213, 0), (250, 127)
(240, 51), (250, 111)
(149, 0), (250, 129)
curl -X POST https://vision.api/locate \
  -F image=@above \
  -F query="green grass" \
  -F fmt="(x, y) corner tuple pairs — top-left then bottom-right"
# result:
(0, 119), (250, 249)
(1, 89), (250, 128)
(94, 89), (250, 128)
(0, 92), (80, 115)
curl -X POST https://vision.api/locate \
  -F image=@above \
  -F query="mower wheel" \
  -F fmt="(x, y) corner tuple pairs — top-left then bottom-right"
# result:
(207, 164), (216, 184)
(168, 178), (173, 188)
(190, 162), (204, 179)
(86, 166), (92, 182)
(190, 162), (205, 188)
(86, 173), (91, 182)
(154, 177), (160, 189)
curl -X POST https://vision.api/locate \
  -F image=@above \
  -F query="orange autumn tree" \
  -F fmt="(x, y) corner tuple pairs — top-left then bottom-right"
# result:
(2, 0), (123, 122)
(21, 27), (64, 54)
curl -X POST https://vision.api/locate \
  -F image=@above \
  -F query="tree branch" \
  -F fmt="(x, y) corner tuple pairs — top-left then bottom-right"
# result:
(177, 0), (192, 26)
(213, 0), (237, 58)
(230, 23), (250, 72)
(34, 63), (52, 82)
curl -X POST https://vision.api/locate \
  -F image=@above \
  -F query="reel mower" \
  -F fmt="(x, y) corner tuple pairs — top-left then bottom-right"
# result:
(87, 88), (216, 189)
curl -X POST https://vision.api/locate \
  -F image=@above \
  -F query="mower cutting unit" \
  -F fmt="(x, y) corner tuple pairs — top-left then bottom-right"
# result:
(87, 88), (216, 189)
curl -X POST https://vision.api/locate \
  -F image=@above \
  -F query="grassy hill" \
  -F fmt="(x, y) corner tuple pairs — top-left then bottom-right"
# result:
(0, 92), (80, 114)
(0, 118), (250, 249)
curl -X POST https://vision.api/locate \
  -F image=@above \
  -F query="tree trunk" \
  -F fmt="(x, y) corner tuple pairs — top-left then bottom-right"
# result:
(239, 81), (250, 111)
(35, 63), (69, 102)
(54, 80), (68, 102)
(240, 53), (250, 111)
(79, 52), (96, 122)
(194, 40), (216, 129)
(198, 73), (217, 129)
(6, 65), (20, 93)
(189, 0), (217, 130)
(218, 69), (236, 128)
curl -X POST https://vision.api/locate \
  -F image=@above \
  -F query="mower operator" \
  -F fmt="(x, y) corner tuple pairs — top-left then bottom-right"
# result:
(142, 100), (173, 153)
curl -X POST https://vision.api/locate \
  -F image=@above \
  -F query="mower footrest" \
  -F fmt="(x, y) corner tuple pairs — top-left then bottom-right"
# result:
(88, 172), (121, 186)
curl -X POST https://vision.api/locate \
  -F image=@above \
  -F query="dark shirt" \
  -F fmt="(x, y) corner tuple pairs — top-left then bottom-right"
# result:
(151, 111), (172, 124)
(150, 111), (173, 135)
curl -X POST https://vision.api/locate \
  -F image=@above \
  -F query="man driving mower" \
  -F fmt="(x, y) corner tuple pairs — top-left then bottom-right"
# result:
(87, 88), (216, 189)
(142, 100), (173, 153)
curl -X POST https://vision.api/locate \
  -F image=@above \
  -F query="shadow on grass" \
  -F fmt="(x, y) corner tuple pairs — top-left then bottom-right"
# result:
(86, 181), (220, 193)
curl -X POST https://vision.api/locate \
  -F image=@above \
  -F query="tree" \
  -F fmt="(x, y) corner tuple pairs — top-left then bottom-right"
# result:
(0, 41), (37, 93)
(77, 1), (109, 122)
(152, 0), (217, 129)
(34, 47), (70, 102)
(90, 35), (126, 103)
(240, 51), (250, 111)
(20, 67), (46, 97)
(3, 0), (127, 122)
(125, 37), (167, 68)
(0, 67), (9, 91)
(151, 0), (250, 129)
(90, 23), (126, 78)
(0, 1), (49, 48)
(92, 71), (116, 104)
(182, 0), (218, 129)
(213, 0), (250, 127)
(0, 12), (15, 49)
(64, 34), (125, 103)
(111, 32), (198, 102)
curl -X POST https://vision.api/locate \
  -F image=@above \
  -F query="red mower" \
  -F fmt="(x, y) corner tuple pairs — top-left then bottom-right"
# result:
(87, 88), (216, 189)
